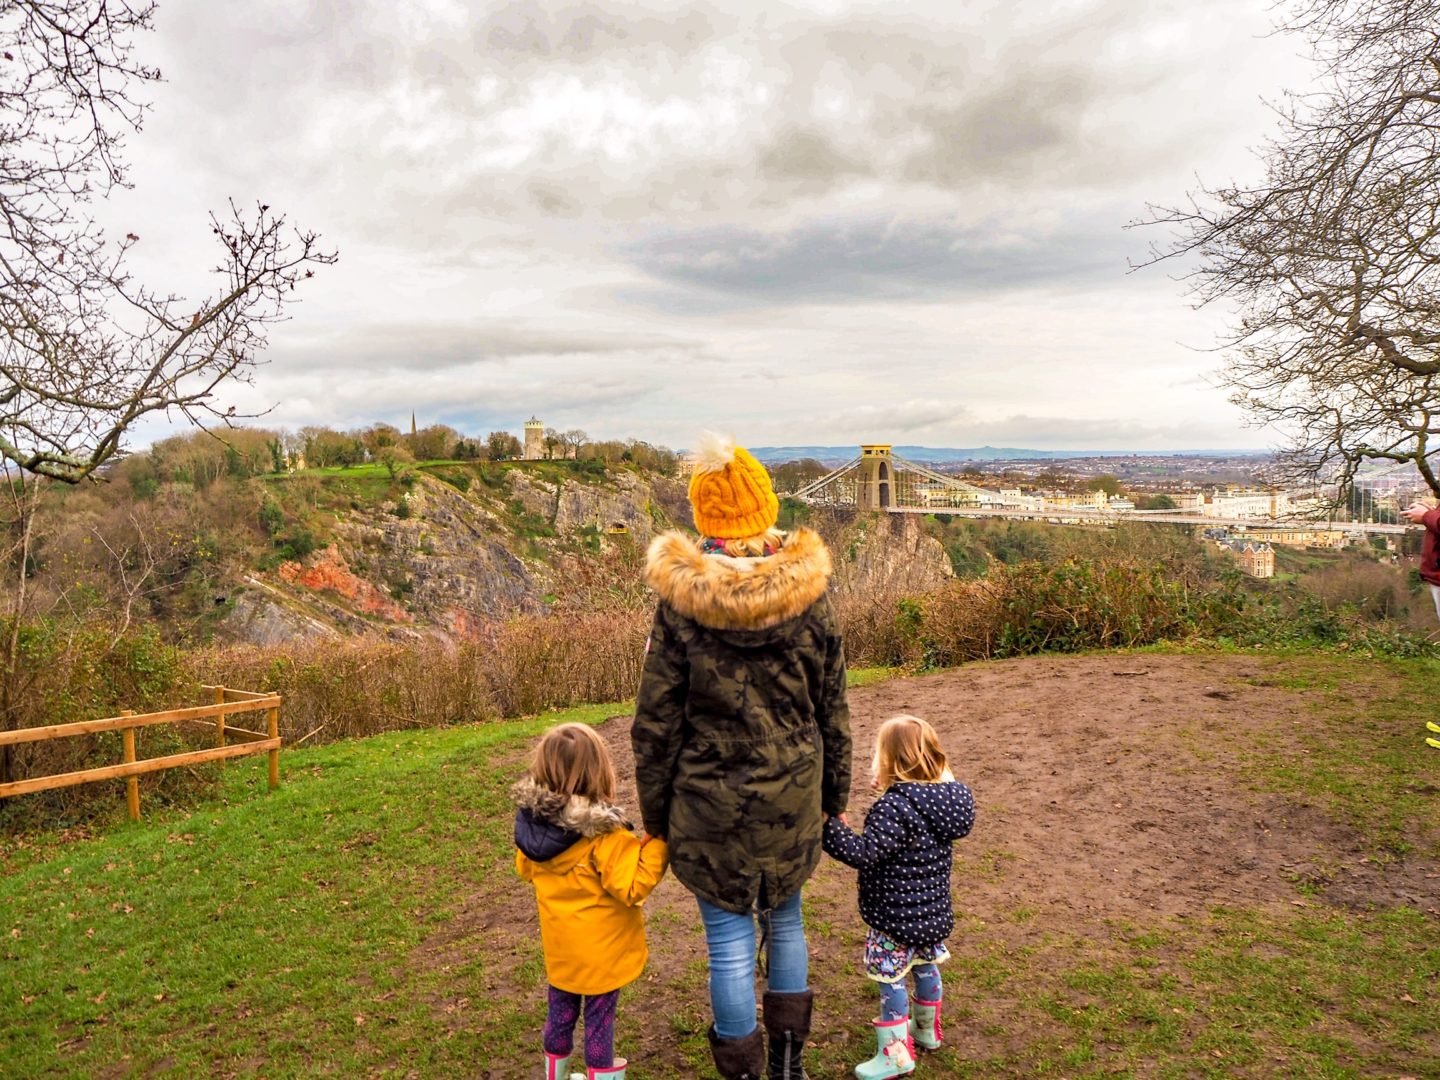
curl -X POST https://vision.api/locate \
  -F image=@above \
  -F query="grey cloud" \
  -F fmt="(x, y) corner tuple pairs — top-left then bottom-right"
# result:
(619, 211), (1138, 309)
(479, 2), (730, 62)
(822, 399), (973, 437)
(963, 414), (1264, 450)
(271, 322), (698, 373)
(146, 0), (1233, 242)
(240, 357), (669, 437)
(757, 125), (872, 185)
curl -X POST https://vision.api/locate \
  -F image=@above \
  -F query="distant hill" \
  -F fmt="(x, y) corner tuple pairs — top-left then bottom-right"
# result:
(746, 445), (1271, 466)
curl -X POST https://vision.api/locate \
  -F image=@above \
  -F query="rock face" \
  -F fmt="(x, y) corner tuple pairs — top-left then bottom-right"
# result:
(225, 580), (341, 647)
(334, 479), (546, 631)
(219, 467), (955, 646)
(506, 469), (658, 542)
(222, 466), (669, 644)
(832, 512), (954, 596)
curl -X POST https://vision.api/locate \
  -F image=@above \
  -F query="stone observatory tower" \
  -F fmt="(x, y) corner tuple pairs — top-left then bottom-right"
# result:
(523, 417), (545, 460)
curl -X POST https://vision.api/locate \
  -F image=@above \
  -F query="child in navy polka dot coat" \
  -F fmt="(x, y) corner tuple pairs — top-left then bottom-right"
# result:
(823, 715), (975, 1078)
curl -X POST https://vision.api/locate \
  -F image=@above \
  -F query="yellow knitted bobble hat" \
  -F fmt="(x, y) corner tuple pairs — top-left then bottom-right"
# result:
(688, 431), (780, 540)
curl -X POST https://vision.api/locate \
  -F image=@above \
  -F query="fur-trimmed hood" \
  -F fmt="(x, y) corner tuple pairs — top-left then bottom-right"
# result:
(643, 526), (833, 632)
(512, 775), (629, 863)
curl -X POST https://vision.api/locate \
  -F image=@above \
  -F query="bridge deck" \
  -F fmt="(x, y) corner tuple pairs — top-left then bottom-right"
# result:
(880, 504), (1409, 534)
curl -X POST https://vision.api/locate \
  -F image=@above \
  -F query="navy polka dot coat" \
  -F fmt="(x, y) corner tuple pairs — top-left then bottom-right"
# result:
(822, 779), (975, 947)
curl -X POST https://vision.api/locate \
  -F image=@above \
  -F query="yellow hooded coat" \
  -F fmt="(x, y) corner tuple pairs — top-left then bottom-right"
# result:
(514, 777), (669, 995)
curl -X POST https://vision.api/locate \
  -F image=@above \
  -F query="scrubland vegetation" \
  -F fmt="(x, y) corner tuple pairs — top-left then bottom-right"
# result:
(4, 445), (1435, 830)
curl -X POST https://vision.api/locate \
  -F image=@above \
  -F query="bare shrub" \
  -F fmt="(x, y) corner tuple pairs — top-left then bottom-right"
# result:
(187, 639), (501, 745)
(831, 584), (921, 668)
(1295, 557), (1438, 632)
(481, 610), (650, 716)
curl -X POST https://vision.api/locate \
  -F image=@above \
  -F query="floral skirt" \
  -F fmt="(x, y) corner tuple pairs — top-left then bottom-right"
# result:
(863, 928), (951, 984)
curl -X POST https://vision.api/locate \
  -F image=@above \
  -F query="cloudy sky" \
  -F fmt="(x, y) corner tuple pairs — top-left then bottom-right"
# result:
(107, 0), (1317, 453)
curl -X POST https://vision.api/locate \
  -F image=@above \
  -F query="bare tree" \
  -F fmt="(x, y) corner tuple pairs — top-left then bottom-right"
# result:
(561, 428), (588, 459)
(486, 430), (521, 461)
(1, 1), (336, 485)
(0, 0), (334, 781)
(1143, 0), (1440, 499)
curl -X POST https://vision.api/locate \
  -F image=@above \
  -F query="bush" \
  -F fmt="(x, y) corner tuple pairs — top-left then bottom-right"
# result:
(0, 619), (195, 827)
(839, 555), (1251, 669)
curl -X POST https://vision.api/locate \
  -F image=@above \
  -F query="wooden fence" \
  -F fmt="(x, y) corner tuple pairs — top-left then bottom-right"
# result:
(0, 685), (282, 820)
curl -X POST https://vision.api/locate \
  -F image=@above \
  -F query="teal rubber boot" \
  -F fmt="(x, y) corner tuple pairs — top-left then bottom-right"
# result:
(909, 995), (943, 1051)
(544, 1052), (571, 1080)
(586, 1060), (627, 1079)
(854, 1016), (915, 1079)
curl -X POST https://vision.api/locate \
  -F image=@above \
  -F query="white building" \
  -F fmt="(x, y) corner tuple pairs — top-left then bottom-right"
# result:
(1205, 489), (1289, 519)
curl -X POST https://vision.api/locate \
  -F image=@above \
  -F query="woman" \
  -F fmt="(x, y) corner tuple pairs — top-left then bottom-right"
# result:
(632, 433), (852, 1080)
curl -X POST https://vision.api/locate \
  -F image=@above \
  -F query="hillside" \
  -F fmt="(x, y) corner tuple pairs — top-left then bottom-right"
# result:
(30, 454), (961, 650)
(223, 460), (683, 645)
(2, 653), (1436, 1077)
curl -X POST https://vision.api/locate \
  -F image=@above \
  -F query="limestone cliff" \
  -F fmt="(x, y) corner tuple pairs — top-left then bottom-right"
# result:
(830, 512), (955, 597)
(221, 464), (667, 645)
(220, 462), (952, 646)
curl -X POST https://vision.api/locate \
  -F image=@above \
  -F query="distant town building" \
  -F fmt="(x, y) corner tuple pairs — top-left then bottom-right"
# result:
(523, 417), (545, 461)
(1204, 488), (1289, 519)
(1215, 537), (1275, 577)
(1044, 490), (1109, 511)
(1250, 527), (1347, 549)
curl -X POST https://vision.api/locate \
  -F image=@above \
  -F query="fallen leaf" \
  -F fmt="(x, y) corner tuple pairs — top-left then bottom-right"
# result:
(1400, 993), (1418, 1004)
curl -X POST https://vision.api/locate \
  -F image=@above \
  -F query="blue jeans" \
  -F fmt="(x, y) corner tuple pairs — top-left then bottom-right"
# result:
(879, 963), (942, 1021)
(697, 891), (809, 1038)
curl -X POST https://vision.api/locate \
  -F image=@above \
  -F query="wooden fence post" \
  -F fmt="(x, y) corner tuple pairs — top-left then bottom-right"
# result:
(214, 685), (226, 747)
(267, 703), (280, 791)
(121, 710), (139, 822)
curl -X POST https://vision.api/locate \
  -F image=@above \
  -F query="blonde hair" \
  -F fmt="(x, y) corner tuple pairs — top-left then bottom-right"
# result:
(708, 528), (787, 557)
(528, 723), (617, 803)
(872, 715), (949, 790)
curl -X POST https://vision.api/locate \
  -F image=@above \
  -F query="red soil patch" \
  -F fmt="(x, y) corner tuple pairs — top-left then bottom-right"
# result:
(278, 544), (411, 622)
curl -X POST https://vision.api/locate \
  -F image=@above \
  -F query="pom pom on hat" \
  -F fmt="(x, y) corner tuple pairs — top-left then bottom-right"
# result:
(688, 431), (780, 540)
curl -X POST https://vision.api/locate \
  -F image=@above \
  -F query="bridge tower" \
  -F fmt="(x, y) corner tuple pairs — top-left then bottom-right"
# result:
(857, 444), (894, 511)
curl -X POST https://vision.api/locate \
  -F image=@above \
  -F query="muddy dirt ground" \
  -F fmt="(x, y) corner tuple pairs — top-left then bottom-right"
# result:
(425, 653), (1439, 1076)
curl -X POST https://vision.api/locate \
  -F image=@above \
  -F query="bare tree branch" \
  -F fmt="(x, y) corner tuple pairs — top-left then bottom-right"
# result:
(1138, 0), (1440, 498)
(0, 2), (336, 485)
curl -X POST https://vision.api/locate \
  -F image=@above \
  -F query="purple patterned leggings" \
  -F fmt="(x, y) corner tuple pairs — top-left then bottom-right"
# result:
(543, 985), (619, 1068)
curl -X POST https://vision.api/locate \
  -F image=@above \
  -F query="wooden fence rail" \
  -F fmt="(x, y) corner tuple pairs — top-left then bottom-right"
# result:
(0, 686), (282, 820)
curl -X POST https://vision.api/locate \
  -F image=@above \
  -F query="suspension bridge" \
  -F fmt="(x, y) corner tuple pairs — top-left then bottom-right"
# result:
(783, 445), (1409, 536)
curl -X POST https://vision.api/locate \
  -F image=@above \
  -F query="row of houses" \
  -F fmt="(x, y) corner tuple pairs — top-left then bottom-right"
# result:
(914, 482), (1319, 520)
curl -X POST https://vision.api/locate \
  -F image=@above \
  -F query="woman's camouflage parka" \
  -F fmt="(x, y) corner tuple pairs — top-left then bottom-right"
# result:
(631, 526), (852, 914)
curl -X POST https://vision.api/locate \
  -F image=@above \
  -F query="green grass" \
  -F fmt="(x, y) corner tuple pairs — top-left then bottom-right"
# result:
(0, 702), (623, 1078)
(3, 656), (1438, 1077)
(847, 665), (899, 689)
(1235, 654), (1440, 857)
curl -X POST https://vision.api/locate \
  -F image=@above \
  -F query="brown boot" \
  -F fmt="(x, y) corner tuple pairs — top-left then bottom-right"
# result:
(708, 1025), (765, 1080)
(762, 990), (813, 1080)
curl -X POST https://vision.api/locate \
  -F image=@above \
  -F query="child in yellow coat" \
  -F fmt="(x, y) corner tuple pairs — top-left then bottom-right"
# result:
(515, 723), (669, 1080)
